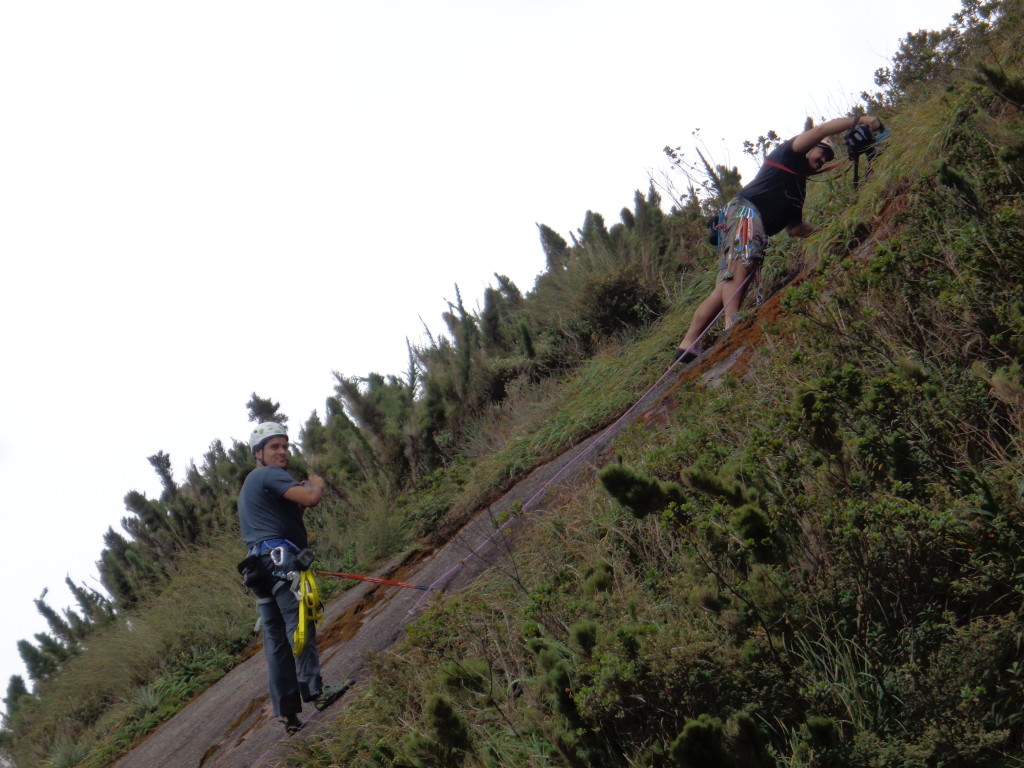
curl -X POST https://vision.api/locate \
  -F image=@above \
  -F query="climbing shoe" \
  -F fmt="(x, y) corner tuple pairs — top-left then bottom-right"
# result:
(281, 713), (303, 735)
(312, 680), (353, 711)
(673, 347), (698, 364)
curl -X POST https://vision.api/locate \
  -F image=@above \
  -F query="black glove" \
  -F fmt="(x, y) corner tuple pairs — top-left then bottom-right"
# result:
(845, 122), (877, 158)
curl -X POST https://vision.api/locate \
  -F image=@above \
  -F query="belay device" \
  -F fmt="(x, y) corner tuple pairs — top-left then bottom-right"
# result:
(845, 116), (890, 188)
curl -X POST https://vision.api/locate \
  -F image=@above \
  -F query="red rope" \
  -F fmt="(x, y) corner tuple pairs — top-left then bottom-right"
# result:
(315, 570), (430, 591)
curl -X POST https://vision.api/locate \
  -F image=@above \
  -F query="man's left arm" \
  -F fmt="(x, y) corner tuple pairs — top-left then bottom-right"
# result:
(785, 221), (816, 238)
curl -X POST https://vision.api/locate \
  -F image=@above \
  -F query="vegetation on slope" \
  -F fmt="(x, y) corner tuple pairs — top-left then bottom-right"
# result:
(279, 2), (1024, 766)
(3, 0), (1023, 765)
(0, 75), (708, 768)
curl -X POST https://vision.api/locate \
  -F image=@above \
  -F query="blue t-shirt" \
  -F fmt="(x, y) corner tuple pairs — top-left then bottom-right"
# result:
(737, 140), (812, 236)
(237, 466), (308, 548)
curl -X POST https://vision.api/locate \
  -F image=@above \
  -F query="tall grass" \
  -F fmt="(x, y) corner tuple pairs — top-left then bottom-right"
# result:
(278, 11), (1024, 766)
(10, 7), (1024, 767)
(8, 532), (253, 767)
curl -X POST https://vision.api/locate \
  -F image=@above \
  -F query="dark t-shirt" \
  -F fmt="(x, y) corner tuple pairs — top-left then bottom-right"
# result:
(237, 466), (308, 548)
(738, 140), (812, 236)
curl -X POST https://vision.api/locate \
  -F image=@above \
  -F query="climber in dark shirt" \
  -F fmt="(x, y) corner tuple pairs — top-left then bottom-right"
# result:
(674, 114), (883, 361)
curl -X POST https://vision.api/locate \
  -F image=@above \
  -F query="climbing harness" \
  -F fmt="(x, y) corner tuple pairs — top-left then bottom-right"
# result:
(268, 545), (322, 657)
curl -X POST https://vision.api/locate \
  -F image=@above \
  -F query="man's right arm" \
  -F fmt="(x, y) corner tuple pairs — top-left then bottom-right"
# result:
(791, 115), (883, 154)
(283, 474), (326, 507)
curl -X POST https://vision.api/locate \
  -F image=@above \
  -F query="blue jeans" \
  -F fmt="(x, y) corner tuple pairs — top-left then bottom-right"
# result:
(258, 579), (323, 716)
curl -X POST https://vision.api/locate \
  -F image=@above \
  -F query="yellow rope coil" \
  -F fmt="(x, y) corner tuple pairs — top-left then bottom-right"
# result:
(292, 570), (323, 657)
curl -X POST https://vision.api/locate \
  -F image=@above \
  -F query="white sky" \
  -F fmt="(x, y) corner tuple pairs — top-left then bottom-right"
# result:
(0, 0), (964, 709)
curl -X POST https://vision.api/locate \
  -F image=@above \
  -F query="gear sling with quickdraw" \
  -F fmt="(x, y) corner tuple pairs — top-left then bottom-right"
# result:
(237, 543), (323, 657)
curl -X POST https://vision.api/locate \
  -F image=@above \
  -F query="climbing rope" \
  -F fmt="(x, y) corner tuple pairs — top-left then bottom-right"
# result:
(408, 271), (758, 615)
(316, 570), (431, 590)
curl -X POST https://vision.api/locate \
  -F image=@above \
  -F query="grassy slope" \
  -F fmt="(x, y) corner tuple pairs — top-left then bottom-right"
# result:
(8, 5), (1024, 767)
(281, 15), (1024, 768)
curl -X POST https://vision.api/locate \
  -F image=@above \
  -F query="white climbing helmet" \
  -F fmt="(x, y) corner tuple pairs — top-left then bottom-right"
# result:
(249, 422), (288, 453)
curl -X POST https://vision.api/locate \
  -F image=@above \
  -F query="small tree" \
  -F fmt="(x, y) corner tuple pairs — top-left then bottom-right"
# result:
(246, 392), (288, 425)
